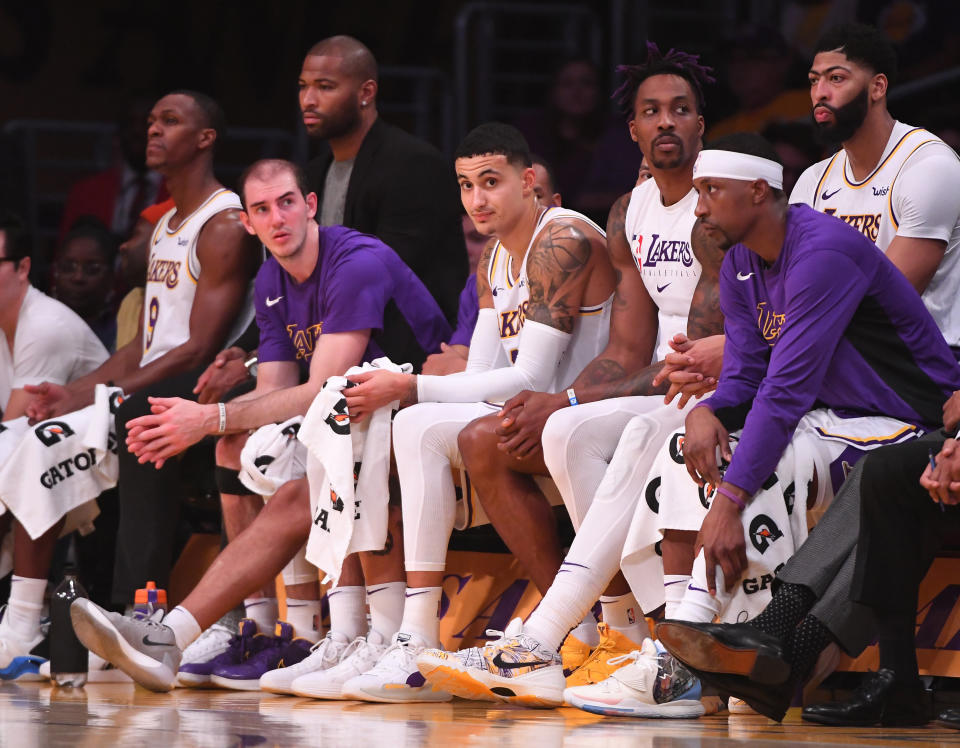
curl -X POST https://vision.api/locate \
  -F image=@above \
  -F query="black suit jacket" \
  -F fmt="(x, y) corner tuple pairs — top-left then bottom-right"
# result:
(306, 118), (467, 325)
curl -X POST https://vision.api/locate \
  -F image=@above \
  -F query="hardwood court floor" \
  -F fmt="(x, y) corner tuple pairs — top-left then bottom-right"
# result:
(3, 681), (960, 747)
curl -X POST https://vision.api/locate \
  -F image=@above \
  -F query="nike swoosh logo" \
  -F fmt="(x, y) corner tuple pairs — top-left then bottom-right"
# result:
(657, 283), (671, 293)
(492, 653), (553, 670)
(736, 272), (755, 281)
(405, 590), (431, 598)
(142, 635), (174, 648)
(366, 586), (389, 595)
(265, 296), (283, 307)
(821, 188), (841, 200)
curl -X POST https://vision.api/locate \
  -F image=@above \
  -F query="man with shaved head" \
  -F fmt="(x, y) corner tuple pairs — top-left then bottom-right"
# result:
(299, 35), (466, 322)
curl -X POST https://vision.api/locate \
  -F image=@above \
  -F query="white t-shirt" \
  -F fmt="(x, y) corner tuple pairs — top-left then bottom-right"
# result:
(625, 178), (702, 361)
(0, 286), (109, 416)
(790, 121), (960, 346)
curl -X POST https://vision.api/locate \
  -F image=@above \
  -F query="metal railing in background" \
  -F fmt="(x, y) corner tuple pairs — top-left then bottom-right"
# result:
(454, 2), (602, 138)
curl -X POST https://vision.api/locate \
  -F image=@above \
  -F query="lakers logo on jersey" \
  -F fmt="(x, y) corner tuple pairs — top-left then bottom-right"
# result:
(146, 257), (181, 289)
(499, 301), (528, 339)
(642, 232), (694, 268)
(286, 322), (323, 360)
(823, 209), (882, 242)
(756, 302), (785, 345)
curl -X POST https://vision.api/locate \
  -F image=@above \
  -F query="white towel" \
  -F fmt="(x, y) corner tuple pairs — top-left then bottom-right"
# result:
(0, 385), (123, 539)
(238, 416), (306, 496)
(300, 358), (410, 584)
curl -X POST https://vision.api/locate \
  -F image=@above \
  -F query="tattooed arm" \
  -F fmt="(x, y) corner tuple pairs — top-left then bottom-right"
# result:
(522, 218), (595, 333)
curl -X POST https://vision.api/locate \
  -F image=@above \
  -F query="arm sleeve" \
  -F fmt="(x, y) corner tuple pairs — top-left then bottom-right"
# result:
(417, 319), (570, 403)
(695, 255), (770, 429)
(722, 251), (871, 495)
(891, 144), (960, 242)
(461, 308), (505, 374)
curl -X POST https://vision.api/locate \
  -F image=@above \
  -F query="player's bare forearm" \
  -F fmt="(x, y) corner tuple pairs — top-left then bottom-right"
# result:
(569, 357), (668, 403)
(222, 380), (320, 433)
(524, 221), (593, 333)
(687, 219), (725, 340)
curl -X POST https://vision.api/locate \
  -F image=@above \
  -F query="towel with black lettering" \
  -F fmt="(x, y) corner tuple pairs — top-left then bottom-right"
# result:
(239, 416), (306, 496)
(0, 385), (125, 539)
(300, 358), (410, 585)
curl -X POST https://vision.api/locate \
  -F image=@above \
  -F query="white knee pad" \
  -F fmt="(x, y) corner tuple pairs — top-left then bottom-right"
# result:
(281, 544), (317, 586)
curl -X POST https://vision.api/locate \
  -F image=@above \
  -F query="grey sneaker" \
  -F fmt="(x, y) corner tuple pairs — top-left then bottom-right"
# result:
(70, 598), (182, 692)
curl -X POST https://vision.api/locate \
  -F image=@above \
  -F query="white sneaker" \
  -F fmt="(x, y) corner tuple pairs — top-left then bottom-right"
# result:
(728, 696), (756, 714)
(291, 630), (389, 699)
(0, 610), (45, 682)
(260, 631), (349, 695)
(564, 639), (705, 718)
(417, 618), (565, 707)
(342, 632), (452, 703)
(176, 620), (236, 687)
(38, 650), (132, 683)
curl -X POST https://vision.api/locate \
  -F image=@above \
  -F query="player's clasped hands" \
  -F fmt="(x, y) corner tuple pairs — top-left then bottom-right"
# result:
(495, 389), (566, 460)
(125, 397), (213, 469)
(920, 438), (960, 506)
(653, 333), (724, 407)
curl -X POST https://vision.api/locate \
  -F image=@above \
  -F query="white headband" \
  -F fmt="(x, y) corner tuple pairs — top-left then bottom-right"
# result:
(693, 150), (783, 190)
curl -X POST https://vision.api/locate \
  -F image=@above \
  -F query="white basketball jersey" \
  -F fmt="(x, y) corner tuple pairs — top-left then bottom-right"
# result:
(625, 179), (702, 361)
(141, 188), (244, 365)
(487, 206), (612, 392)
(792, 121), (960, 346)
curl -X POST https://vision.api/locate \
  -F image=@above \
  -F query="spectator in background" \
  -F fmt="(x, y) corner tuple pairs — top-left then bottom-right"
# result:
(762, 121), (823, 195)
(59, 96), (168, 241)
(52, 221), (118, 351)
(707, 27), (810, 140)
(516, 58), (642, 225)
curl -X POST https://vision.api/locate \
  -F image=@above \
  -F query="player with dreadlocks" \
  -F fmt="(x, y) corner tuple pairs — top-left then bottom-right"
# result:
(414, 43), (728, 715)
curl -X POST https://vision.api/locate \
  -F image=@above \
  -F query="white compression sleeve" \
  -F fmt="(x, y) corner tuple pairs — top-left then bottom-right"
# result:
(461, 308), (504, 374)
(417, 319), (570, 403)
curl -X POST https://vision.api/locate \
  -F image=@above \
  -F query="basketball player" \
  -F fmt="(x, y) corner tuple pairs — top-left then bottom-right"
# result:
(305, 122), (615, 703)
(70, 158), (451, 693)
(415, 45), (724, 710)
(1, 91), (259, 678)
(791, 23), (960, 345)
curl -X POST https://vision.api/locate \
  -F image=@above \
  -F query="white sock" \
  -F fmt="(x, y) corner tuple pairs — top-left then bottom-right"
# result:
(599, 592), (647, 645)
(366, 582), (405, 639)
(284, 598), (323, 641)
(398, 587), (441, 647)
(569, 610), (600, 646)
(525, 571), (595, 652)
(163, 606), (202, 650)
(5, 575), (46, 641)
(673, 581), (722, 623)
(664, 575), (692, 619)
(327, 586), (367, 640)
(243, 597), (278, 633)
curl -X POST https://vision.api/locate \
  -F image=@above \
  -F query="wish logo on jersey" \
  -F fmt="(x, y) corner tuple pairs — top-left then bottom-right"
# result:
(286, 322), (323, 360)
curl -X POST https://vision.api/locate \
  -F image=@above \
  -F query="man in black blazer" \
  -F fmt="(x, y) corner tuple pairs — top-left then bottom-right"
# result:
(299, 35), (467, 324)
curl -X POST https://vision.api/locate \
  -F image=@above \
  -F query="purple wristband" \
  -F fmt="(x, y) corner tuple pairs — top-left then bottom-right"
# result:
(716, 485), (746, 510)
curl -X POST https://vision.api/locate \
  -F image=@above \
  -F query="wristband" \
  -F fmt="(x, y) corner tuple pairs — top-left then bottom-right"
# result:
(716, 485), (746, 510)
(217, 402), (227, 434)
(566, 388), (579, 406)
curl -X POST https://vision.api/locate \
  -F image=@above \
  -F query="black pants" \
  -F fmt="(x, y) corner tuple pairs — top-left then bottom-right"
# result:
(111, 366), (205, 604)
(853, 432), (960, 615)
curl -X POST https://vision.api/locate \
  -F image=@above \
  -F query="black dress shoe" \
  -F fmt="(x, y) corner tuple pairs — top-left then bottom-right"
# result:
(656, 619), (790, 684)
(687, 666), (796, 722)
(802, 669), (931, 727)
(936, 707), (960, 729)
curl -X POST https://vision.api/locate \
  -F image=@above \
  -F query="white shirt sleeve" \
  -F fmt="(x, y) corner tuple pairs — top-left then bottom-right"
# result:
(417, 319), (570, 403)
(789, 163), (822, 206)
(461, 308), (505, 374)
(890, 143), (960, 242)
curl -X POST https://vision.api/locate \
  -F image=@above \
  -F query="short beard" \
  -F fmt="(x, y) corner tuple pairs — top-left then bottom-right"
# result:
(306, 103), (362, 141)
(813, 87), (869, 145)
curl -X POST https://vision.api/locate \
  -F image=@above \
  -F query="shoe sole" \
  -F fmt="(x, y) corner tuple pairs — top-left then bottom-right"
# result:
(70, 600), (176, 692)
(0, 656), (46, 681)
(566, 692), (705, 719)
(341, 683), (453, 703)
(657, 622), (789, 685)
(291, 680), (352, 699)
(209, 675), (262, 691)
(418, 657), (562, 708)
(176, 673), (214, 688)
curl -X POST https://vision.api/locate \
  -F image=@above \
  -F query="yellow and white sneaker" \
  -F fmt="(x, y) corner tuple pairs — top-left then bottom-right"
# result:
(417, 618), (564, 707)
(565, 622), (644, 688)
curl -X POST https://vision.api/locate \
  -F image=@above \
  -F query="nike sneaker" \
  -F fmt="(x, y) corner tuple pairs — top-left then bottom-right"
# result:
(417, 618), (564, 707)
(342, 632), (452, 703)
(291, 629), (389, 699)
(70, 598), (181, 692)
(560, 632), (593, 676)
(260, 630), (350, 695)
(38, 650), (132, 683)
(565, 622), (644, 687)
(210, 621), (311, 691)
(177, 618), (257, 688)
(564, 639), (705, 718)
(0, 607), (46, 681)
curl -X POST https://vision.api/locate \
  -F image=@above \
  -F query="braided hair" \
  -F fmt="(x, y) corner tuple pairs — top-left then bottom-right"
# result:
(612, 42), (715, 117)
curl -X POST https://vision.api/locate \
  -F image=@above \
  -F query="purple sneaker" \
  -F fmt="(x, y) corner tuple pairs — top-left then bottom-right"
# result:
(177, 618), (258, 688)
(210, 621), (312, 691)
